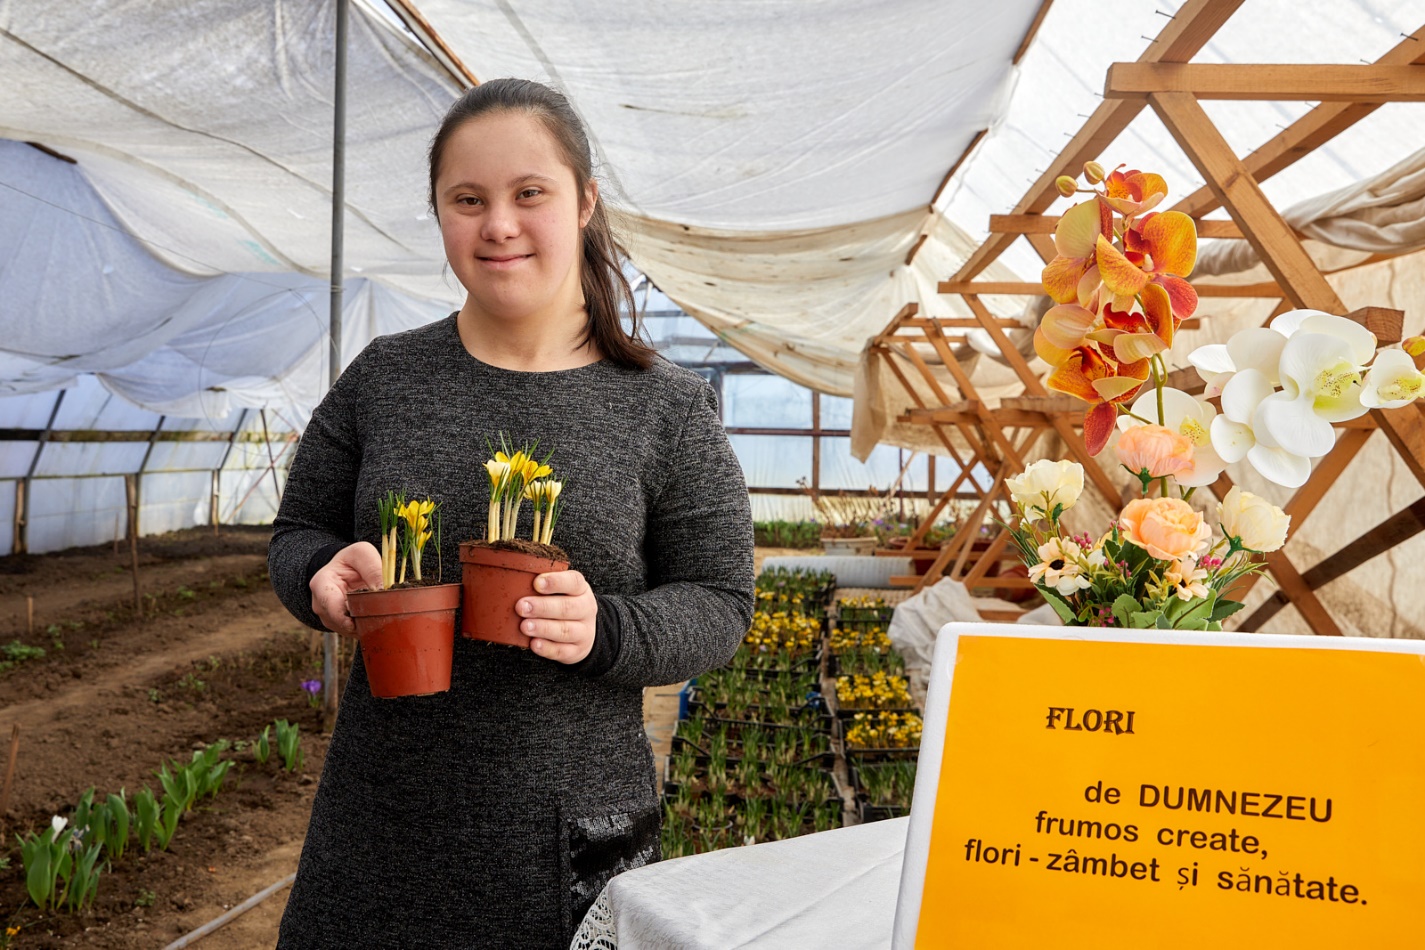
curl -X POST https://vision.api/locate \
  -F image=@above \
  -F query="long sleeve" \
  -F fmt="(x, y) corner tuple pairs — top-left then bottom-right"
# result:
(267, 346), (371, 630)
(593, 380), (755, 687)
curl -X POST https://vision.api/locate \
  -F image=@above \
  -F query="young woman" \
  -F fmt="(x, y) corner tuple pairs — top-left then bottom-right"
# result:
(268, 78), (755, 947)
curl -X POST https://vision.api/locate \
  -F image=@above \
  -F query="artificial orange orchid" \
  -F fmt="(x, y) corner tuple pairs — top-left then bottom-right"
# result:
(1035, 161), (1198, 456)
(1101, 167), (1167, 217)
(1041, 198), (1112, 305)
(1047, 345), (1151, 455)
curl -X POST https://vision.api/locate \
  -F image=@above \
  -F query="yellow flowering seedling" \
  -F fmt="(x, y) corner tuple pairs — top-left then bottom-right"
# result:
(484, 433), (562, 546)
(376, 491), (443, 587)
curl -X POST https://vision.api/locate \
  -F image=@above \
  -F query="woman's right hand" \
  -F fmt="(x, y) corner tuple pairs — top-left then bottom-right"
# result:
(309, 541), (383, 636)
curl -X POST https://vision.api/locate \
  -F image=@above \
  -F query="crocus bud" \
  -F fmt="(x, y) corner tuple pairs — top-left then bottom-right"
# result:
(1083, 161), (1106, 184)
(1055, 175), (1078, 198)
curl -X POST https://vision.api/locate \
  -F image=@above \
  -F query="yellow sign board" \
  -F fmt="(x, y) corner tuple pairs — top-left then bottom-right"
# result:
(892, 625), (1425, 949)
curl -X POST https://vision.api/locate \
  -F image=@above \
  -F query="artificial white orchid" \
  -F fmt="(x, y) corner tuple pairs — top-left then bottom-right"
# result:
(1253, 313), (1374, 459)
(1361, 348), (1425, 409)
(1187, 310), (1384, 489)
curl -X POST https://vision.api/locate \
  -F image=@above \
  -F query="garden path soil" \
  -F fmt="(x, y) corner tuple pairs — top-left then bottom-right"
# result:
(0, 532), (787, 947)
(0, 527), (331, 949)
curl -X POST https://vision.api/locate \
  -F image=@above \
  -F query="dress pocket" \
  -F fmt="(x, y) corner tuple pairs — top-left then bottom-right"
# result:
(559, 796), (661, 938)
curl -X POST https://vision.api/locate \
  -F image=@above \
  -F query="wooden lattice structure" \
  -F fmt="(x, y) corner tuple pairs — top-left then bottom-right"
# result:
(870, 0), (1425, 633)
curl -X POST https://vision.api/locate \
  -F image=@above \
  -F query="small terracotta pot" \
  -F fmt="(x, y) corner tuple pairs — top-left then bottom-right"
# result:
(459, 542), (568, 648)
(347, 583), (460, 698)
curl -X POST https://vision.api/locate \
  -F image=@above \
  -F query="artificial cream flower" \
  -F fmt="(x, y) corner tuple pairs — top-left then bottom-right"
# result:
(1165, 558), (1211, 601)
(1006, 459), (1084, 522)
(1217, 486), (1289, 553)
(1361, 348), (1425, 409)
(1027, 537), (1092, 596)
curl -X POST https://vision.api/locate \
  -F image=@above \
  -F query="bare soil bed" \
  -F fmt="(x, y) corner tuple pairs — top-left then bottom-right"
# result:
(0, 526), (332, 948)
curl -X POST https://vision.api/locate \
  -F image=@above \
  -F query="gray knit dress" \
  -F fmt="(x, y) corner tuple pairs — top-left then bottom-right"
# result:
(267, 315), (755, 948)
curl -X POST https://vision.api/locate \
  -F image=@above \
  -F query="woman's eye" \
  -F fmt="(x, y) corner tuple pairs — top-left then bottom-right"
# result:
(518, 188), (541, 199)
(457, 195), (481, 206)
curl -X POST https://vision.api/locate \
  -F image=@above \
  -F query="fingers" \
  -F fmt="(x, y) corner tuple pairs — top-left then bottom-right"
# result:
(309, 542), (377, 637)
(517, 592), (585, 622)
(529, 636), (591, 664)
(311, 576), (357, 636)
(533, 570), (589, 596)
(337, 541), (383, 590)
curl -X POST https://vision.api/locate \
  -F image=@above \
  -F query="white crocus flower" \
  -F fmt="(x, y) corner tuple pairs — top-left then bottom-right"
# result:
(51, 815), (68, 835)
(1117, 387), (1225, 487)
(1361, 349), (1425, 409)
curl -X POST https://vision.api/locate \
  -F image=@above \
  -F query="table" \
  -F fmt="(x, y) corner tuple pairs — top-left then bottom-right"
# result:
(572, 817), (908, 949)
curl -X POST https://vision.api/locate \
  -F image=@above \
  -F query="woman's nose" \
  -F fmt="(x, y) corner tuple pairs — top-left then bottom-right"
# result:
(480, 201), (519, 242)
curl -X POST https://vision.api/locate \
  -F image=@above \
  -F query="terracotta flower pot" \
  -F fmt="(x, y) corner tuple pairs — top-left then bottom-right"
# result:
(458, 542), (568, 648)
(346, 583), (460, 698)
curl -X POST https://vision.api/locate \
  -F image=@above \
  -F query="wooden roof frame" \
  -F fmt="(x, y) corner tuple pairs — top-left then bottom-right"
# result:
(868, 1), (1425, 632)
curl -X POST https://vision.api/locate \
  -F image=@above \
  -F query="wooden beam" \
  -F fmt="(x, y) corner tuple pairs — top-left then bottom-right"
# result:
(876, 349), (968, 461)
(998, 394), (1086, 414)
(990, 213), (1244, 239)
(963, 294), (1123, 509)
(1012, 0), (1055, 64)
(1151, 91), (1345, 313)
(949, 0), (1247, 281)
(1241, 496), (1425, 630)
(930, 128), (988, 209)
(890, 317), (1025, 331)
(1343, 306), (1404, 346)
(938, 279), (1284, 298)
(1107, 63), (1425, 102)
(1168, 27), (1425, 219)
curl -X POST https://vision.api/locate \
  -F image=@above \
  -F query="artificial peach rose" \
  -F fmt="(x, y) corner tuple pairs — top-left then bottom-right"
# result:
(1118, 497), (1212, 561)
(1117, 424), (1193, 478)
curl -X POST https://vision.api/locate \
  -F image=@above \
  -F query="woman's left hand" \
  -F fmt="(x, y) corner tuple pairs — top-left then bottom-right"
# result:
(517, 569), (597, 664)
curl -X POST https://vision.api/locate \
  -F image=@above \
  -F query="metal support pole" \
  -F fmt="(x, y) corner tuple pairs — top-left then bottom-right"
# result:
(132, 414), (167, 540)
(213, 407), (251, 534)
(323, 0), (349, 732)
(16, 391), (66, 554)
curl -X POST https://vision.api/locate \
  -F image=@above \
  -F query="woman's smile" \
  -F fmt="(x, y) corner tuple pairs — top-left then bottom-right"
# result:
(478, 252), (533, 269)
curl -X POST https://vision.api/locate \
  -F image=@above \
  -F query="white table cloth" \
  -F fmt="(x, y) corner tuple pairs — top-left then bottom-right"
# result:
(572, 817), (908, 949)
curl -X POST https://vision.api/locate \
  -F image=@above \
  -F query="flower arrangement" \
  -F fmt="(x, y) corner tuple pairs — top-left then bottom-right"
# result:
(375, 491), (442, 586)
(1003, 458), (1287, 629)
(482, 435), (564, 550)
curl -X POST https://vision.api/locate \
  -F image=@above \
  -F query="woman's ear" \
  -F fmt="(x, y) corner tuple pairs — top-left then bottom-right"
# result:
(580, 179), (599, 229)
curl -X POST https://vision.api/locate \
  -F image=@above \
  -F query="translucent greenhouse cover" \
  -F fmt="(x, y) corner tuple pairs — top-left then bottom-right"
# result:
(2, 0), (1424, 564)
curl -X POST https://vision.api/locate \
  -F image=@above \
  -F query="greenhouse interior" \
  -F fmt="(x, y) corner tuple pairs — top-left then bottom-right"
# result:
(3, 0), (1424, 947)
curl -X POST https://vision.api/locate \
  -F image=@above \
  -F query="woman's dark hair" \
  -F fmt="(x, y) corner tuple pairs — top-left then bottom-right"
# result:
(428, 79), (656, 371)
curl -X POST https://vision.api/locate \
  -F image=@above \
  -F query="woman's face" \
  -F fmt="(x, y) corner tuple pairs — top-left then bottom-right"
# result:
(434, 111), (595, 323)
